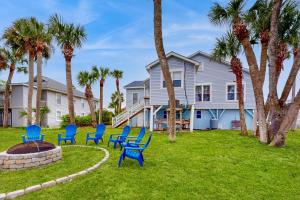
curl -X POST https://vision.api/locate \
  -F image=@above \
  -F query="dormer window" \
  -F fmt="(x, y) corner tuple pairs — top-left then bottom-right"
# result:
(162, 71), (183, 88)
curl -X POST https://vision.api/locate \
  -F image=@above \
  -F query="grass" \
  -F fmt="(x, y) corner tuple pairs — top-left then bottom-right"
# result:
(0, 127), (300, 200)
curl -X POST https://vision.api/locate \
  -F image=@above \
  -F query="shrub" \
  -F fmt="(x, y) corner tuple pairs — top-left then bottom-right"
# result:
(60, 109), (113, 128)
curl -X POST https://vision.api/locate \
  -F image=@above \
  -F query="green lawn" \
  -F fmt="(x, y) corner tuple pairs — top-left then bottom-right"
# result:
(0, 127), (300, 200)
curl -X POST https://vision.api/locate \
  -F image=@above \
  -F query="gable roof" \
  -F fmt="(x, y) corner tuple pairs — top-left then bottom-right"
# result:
(12, 76), (98, 101)
(188, 50), (250, 74)
(145, 51), (201, 72)
(124, 80), (145, 89)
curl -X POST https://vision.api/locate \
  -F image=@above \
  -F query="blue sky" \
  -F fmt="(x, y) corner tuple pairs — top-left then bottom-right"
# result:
(0, 0), (298, 108)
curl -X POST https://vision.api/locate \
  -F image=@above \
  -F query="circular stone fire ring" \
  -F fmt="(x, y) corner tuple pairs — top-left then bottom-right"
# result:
(0, 142), (62, 171)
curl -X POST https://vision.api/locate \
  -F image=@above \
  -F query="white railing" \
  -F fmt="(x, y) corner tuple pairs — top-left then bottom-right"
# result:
(112, 101), (144, 128)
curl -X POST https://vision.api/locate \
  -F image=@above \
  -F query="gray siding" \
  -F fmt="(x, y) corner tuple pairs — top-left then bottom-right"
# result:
(126, 88), (144, 107)
(9, 85), (99, 128)
(150, 56), (196, 106)
(191, 54), (255, 109)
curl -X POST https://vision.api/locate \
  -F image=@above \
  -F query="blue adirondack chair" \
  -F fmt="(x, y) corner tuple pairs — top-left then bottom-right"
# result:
(86, 124), (106, 145)
(108, 125), (131, 149)
(22, 125), (44, 143)
(58, 124), (77, 145)
(121, 127), (146, 149)
(118, 133), (152, 167)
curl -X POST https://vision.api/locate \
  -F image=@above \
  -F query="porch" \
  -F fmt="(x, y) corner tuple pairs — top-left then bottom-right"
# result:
(147, 105), (195, 132)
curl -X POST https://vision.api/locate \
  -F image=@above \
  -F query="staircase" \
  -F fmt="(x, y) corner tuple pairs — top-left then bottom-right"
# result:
(112, 101), (144, 128)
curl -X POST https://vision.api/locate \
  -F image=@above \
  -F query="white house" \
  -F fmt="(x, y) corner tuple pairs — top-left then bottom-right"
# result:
(0, 76), (99, 127)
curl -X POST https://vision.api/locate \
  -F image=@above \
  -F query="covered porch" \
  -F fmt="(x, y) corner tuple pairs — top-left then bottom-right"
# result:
(148, 104), (195, 132)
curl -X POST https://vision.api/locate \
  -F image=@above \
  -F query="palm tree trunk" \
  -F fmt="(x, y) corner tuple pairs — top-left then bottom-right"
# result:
(279, 50), (300, 104)
(35, 51), (43, 126)
(3, 64), (15, 128)
(27, 51), (34, 125)
(154, 0), (176, 141)
(116, 79), (121, 114)
(236, 77), (248, 136)
(239, 37), (268, 143)
(267, 0), (283, 142)
(86, 87), (97, 128)
(270, 90), (300, 147)
(99, 80), (104, 124)
(259, 42), (268, 85)
(66, 59), (75, 124)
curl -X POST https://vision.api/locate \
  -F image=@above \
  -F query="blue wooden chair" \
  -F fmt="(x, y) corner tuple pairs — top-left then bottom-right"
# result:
(22, 125), (44, 143)
(118, 133), (152, 167)
(121, 127), (146, 150)
(86, 124), (106, 145)
(108, 125), (131, 149)
(58, 124), (77, 145)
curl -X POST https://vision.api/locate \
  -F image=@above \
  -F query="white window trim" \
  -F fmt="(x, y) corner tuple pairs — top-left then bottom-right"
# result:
(196, 110), (202, 119)
(160, 69), (184, 89)
(56, 93), (62, 105)
(56, 110), (62, 121)
(132, 92), (139, 104)
(225, 82), (246, 102)
(195, 83), (212, 102)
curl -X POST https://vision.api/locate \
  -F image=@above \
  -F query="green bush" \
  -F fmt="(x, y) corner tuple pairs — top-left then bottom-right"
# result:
(95, 109), (113, 125)
(60, 109), (113, 128)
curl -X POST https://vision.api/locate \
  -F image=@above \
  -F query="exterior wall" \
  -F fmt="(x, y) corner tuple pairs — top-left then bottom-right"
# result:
(149, 56), (196, 106)
(11, 85), (37, 127)
(193, 109), (253, 130)
(9, 85), (99, 128)
(130, 112), (144, 127)
(190, 54), (256, 109)
(46, 90), (98, 128)
(125, 88), (144, 108)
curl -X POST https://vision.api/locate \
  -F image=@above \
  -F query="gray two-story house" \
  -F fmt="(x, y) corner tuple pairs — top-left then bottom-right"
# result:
(113, 50), (257, 131)
(0, 76), (99, 127)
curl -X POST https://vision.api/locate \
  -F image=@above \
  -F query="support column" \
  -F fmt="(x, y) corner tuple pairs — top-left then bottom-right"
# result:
(143, 108), (146, 127)
(150, 106), (154, 132)
(190, 104), (195, 132)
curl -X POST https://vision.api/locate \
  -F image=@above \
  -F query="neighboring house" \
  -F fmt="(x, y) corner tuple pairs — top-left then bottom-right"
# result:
(113, 50), (257, 131)
(0, 76), (99, 127)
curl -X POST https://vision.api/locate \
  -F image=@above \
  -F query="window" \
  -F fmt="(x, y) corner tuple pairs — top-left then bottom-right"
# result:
(163, 111), (167, 119)
(176, 111), (180, 119)
(162, 71), (183, 88)
(196, 110), (201, 119)
(56, 110), (62, 121)
(81, 99), (84, 108)
(227, 84), (236, 101)
(195, 84), (211, 102)
(133, 93), (139, 104)
(56, 93), (62, 105)
(226, 83), (245, 101)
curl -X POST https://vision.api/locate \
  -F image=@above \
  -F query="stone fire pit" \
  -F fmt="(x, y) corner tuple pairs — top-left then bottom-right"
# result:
(0, 142), (62, 171)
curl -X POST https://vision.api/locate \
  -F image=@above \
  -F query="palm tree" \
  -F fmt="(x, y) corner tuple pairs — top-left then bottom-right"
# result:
(0, 47), (27, 127)
(92, 66), (110, 123)
(77, 70), (98, 127)
(49, 14), (87, 124)
(109, 91), (124, 116)
(212, 31), (248, 136)
(3, 18), (37, 125)
(30, 19), (52, 126)
(111, 69), (123, 114)
(209, 0), (268, 143)
(244, 0), (272, 86)
(153, 0), (176, 141)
